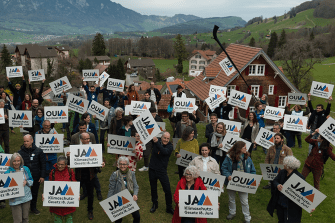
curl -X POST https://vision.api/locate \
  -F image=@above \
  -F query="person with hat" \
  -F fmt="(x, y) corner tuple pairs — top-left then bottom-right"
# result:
(7, 76), (26, 110)
(172, 85), (186, 98)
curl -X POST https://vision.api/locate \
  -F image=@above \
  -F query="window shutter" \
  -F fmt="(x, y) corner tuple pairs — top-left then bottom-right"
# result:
(274, 86), (277, 94)
(245, 66), (249, 76)
(245, 108), (250, 118)
(265, 65), (269, 76)
(259, 86), (263, 97)
(275, 96), (279, 107)
(234, 108), (238, 119)
(247, 86), (251, 94)
(236, 86), (240, 91)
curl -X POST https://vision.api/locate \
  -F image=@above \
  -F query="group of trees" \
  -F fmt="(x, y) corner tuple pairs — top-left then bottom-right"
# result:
(0, 45), (12, 76)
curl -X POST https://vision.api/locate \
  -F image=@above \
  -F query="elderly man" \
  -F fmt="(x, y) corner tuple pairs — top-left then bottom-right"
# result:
(148, 132), (174, 215)
(18, 134), (46, 215)
(263, 133), (293, 189)
(67, 132), (105, 220)
(0, 100), (9, 153)
(7, 76), (26, 110)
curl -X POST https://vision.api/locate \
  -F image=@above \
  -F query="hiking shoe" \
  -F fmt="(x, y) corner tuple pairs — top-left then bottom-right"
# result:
(139, 166), (148, 172)
(226, 214), (236, 220)
(263, 185), (271, 189)
(80, 194), (87, 200)
(97, 193), (103, 201)
(31, 209), (40, 215)
(88, 211), (94, 220)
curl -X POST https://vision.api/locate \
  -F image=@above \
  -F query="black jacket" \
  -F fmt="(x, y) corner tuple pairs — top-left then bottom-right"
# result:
(307, 100), (331, 129)
(8, 80), (26, 108)
(29, 82), (44, 105)
(149, 138), (173, 173)
(267, 169), (304, 222)
(212, 104), (233, 120)
(169, 112), (200, 124)
(205, 123), (215, 139)
(18, 144), (46, 180)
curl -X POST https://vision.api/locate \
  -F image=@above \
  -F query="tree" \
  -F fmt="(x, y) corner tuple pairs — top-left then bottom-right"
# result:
(267, 32), (278, 58)
(155, 68), (162, 82)
(0, 45), (12, 72)
(92, 33), (106, 56)
(249, 37), (256, 47)
(84, 58), (93, 69)
(173, 34), (188, 74)
(310, 31), (315, 41)
(278, 29), (287, 48)
(46, 58), (55, 78)
(275, 39), (322, 92)
(116, 58), (126, 80)
(78, 59), (85, 73)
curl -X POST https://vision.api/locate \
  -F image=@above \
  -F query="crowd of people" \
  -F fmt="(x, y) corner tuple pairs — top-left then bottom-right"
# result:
(0, 75), (334, 223)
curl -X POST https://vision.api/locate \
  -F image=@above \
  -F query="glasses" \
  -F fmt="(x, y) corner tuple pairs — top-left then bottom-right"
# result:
(182, 116), (188, 118)
(57, 163), (66, 166)
(119, 164), (128, 166)
(185, 173), (192, 177)
(83, 138), (90, 140)
(43, 125), (51, 127)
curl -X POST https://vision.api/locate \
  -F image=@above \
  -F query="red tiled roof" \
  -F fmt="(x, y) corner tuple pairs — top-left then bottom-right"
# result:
(190, 50), (216, 61)
(158, 94), (172, 110)
(186, 44), (262, 101)
(166, 79), (188, 95)
(94, 64), (108, 75)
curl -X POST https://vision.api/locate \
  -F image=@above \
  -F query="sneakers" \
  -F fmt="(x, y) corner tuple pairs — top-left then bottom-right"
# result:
(97, 193), (103, 201)
(31, 208), (40, 215)
(226, 214), (236, 220)
(139, 166), (149, 172)
(88, 211), (94, 220)
(263, 185), (271, 189)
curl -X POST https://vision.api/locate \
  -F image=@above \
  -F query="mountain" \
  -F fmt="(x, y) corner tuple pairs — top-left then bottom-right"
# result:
(0, 0), (200, 35)
(153, 17), (247, 34)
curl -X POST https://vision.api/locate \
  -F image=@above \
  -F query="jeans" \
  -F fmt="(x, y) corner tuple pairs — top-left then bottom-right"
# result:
(149, 169), (172, 209)
(115, 210), (140, 223)
(30, 180), (40, 210)
(0, 130), (10, 153)
(227, 189), (251, 221)
(11, 201), (30, 223)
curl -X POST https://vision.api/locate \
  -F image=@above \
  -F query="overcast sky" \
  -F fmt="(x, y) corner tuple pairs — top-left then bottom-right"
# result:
(111, 0), (308, 21)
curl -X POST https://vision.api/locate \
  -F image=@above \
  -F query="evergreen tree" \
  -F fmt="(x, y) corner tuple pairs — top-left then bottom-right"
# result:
(116, 58), (126, 80)
(155, 68), (162, 82)
(249, 37), (256, 47)
(92, 33), (106, 56)
(84, 58), (93, 69)
(0, 44), (12, 71)
(173, 34), (187, 74)
(78, 59), (85, 73)
(278, 29), (287, 48)
(267, 32), (278, 58)
(310, 31), (315, 41)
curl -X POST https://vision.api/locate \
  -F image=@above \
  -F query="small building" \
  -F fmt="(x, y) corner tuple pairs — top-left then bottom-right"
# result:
(55, 45), (70, 59)
(188, 50), (217, 77)
(125, 58), (156, 79)
(85, 56), (111, 66)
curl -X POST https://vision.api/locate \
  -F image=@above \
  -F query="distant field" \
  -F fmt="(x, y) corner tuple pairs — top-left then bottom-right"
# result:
(153, 59), (189, 73)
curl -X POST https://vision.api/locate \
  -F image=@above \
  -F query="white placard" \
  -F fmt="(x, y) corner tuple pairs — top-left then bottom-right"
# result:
(264, 106), (285, 121)
(6, 66), (23, 78)
(260, 164), (284, 181)
(156, 122), (165, 138)
(35, 134), (64, 153)
(288, 93), (307, 105)
(0, 108), (5, 124)
(70, 91), (85, 99)
(205, 92), (227, 110)
(87, 100), (108, 121)
(219, 57), (236, 77)
(133, 110), (161, 144)
(43, 181), (80, 207)
(310, 81), (334, 99)
(44, 106), (68, 123)
(107, 134), (136, 156)
(179, 190), (219, 218)
(175, 149), (198, 167)
(200, 171), (226, 195)
(9, 110), (32, 127)
(227, 171), (262, 194)
(96, 71), (110, 87)
(0, 172), (24, 199)
(209, 85), (227, 96)
(123, 105), (131, 116)
(50, 76), (72, 95)
(228, 89), (252, 110)
(130, 101), (151, 115)
(82, 69), (99, 81)
(283, 115), (308, 133)
(319, 117), (335, 146)
(173, 138), (181, 149)
(106, 78), (125, 92)
(218, 119), (242, 136)
(50, 92), (64, 103)
(174, 98), (196, 113)
(281, 173), (327, 213)
(100, 189), (140, 222)
(221, 133), (252, 152)
(255, 128), (275, 149)
(0, 154), (12, 174)
(28, 69), (45, 82)
(69, 144), (103, 168)
(64, 147), (70, 156)
(65, 93), (89, 114)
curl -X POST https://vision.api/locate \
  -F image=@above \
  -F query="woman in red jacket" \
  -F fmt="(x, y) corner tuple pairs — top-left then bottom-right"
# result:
(43, 155), (77, 222)
(21, 94), (32, 110)
(172, 165), (207, 223)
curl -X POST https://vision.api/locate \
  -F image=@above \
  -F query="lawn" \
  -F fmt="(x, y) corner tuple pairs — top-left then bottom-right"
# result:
(0, 119), (334, 222)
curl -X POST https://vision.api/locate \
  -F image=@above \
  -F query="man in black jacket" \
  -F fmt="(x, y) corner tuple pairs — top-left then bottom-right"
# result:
(205, 113), (218, 141)
(7, 76), (26, 110)
(148, 132), (174, 215)
(212, 100), (232, 120)
(18, 134), (46, 215)
(0, 100), (9, 153)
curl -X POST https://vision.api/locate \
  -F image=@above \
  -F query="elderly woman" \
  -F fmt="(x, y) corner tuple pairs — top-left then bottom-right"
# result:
(175, 126), (199, 179)
(43, 155), (77, 223)
(172, 165), (207, 223)
(221, 141), (256, 223)
(107, 156), (140, 223)
(267, 156), (314, 222)
(208, 122), (227, 166)
(109, 107), (124, 135)
(5, 153), (33, 223)
(189, 143), (220, 174)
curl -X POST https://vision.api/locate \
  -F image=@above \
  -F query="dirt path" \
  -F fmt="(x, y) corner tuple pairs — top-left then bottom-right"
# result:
(306, 15), (316, 27)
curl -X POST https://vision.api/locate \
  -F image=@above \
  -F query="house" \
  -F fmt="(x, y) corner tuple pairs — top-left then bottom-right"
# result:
(15, 44), (38, 67)
(55, 45), (70, 59)
(125, 58), (156, 79)
(85, 56), (111, 66)
(160, 78), (190, 95)
(94, 64), (109, 75)
(188, 50), (217, 77)
(186, 43), (299, 122)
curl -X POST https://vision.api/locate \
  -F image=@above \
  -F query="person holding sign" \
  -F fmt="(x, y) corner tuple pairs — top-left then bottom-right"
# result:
(0, 100), (10, 153)
(100, 99), (115, 153)
(142, 91), (156, 109)
(208, 122), (228, 166)
(7, 76), (26, 110)
(172, 165), (207, 223)
(172, 85), (186, 98)
(83, 78), (101, 129)
(174, 111), (198, 139)
(301, 129), (335, 190)
(73, 113), (99, 144)
(236, 107), (259, 156)
(221, 141), (256, 223)
(107, 156), (140, 223)
(175, 126), (199, 179)
(267, 156), (314, 222)
(189, 143), (220, 174)
(212, 100), (233, 120)
(5, 153), (34, 223)
(28, 79), (45, 105)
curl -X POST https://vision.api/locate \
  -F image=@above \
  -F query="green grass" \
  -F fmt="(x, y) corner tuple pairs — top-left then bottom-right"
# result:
(153, 59), (189, 73)
(1, 119), (334, 222)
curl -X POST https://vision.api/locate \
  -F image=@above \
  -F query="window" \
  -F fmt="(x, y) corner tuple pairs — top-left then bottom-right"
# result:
(268, 85), (274, 95)
(191, 60), (197, 64)
(278, 96), (287, 108)
(199, 61), (206, 65)
(207, 61), (211, 64)
(199, 66), (205, 70)
(227, 85), (236, 96)
(249, 64), (265, 76)
(195, 55), (202, 59)
(191, 65), (197, 69)
(251, 85), (260, 98)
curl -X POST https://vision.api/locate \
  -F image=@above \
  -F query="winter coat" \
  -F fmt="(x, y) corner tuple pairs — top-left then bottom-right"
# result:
(108, 116), (124, 135)
(307, 100), (331, 130)
(21, 100), (31, 110)
(265, 144), (293, 165)
(172, 176), (207, 223)
(8, 80), (26, 108)
(100, 106), (115, 130)
(100, 88), (114, 102)
(189, 156), (220, 174)
(127, 91), (139, 103)
(107, 170), (139, 198)
(255, 109), (265, 128)
(5, 166), (33, 206)
(212, 104), (233, 120)
(148, 88), (161, 104)
(18, 144), (46, 180)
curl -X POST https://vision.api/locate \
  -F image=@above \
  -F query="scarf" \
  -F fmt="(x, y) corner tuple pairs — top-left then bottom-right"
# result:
(236, 154), (245, 172)
(211, 132), (224, 147)
(181, 119), (192, 126)
(116, 168), (134, 195)
(34, 116), (44, 130)
(260, 99), (267, 105)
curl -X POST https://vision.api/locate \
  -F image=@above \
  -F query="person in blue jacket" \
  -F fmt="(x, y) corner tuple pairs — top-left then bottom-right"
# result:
(83, 78), (101, 129)
(73, 113), (99, 144)
(221, 141), (256, 223)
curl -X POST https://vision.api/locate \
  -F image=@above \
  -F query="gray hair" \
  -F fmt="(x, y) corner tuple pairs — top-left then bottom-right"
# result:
(57, 155), (67, 163)
(273, 123), (281, 128)
(184, 165), (200, 178)
(23, 134), (33, 140)
(10, 153), (24, 169)
(115, 107), (124, 115)
(42, 120), (51, 125)
(117, 156), (129, 166)
(283, 156), (301, 170)
(79, 132), (89, 139)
